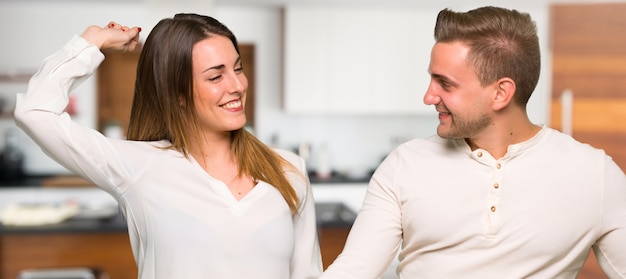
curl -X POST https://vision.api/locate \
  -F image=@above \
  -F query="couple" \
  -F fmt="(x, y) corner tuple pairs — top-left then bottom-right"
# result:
(14, 5), (626, 279)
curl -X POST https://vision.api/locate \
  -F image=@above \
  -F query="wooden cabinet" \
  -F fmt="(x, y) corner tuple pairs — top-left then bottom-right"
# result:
(550, 3), (626, 173)
(319, 226), (351, 270)
(550, 5), (626, 277)
(0, 232), (137, 279)
(1, 221), (605, 278)
(97, 48), (141, 136)
(283, 6), (436, 115)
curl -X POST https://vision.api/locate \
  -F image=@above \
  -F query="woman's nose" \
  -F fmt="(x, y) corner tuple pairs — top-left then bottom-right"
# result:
(228, 72), (247, 93)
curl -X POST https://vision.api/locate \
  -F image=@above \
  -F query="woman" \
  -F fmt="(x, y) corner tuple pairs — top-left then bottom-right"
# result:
(14, 13), (322, 279)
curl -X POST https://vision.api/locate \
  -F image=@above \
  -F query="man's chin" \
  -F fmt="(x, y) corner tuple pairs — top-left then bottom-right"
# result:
(436, 128), (463, 139)
(436, 126), (451, 138)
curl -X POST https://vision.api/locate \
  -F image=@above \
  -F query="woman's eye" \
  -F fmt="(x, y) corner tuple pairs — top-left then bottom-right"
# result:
(234, 66), (244, 73)
(208, 75), (222, 82)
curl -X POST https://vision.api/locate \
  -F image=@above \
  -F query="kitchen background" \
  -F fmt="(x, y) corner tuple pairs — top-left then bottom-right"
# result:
(1, 0), (625, 177)
(0, 0), (564, 177)
(1, 0), (623, 278)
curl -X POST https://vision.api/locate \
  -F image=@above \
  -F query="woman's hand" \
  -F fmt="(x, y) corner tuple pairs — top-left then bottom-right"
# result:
(80, 21), (141, 52)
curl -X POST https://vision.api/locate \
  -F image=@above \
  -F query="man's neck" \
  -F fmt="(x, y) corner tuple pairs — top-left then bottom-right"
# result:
(465, 121), (541, 159)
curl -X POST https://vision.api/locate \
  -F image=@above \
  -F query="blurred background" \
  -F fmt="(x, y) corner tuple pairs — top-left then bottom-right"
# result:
(1, 0), (625, 278)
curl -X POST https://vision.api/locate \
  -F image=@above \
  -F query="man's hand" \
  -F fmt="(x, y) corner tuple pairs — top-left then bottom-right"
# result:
(80, 21), (141, 52)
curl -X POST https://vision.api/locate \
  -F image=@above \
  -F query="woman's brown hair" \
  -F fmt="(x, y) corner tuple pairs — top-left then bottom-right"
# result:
(127, 13), (301, 214)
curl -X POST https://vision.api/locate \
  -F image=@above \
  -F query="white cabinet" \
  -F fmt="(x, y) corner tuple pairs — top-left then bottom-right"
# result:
(284, 6), (437, 115)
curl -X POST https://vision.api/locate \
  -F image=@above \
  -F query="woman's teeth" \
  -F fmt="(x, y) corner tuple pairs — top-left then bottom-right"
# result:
(222, 100), (241, 109)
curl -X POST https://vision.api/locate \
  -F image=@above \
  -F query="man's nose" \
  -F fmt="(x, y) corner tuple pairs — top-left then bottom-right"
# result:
(423, 83), (440, 105)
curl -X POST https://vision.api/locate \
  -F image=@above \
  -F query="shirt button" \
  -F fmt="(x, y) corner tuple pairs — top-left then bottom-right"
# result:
(496, 163), (501, 169)
(490, 206), (497, 212)
(493, 183), (499, 189)
(477, 152), (483, 157)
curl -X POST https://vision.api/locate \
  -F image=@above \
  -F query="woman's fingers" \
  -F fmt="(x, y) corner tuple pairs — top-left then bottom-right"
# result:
(102, 21), (141, 51)
(81, 22), (142, 51)
(106, 21), (132, 32)
(105, 26), (141, 51)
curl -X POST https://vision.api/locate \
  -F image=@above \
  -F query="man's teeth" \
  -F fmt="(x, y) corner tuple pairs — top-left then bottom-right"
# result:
(223, 100), (241, 109)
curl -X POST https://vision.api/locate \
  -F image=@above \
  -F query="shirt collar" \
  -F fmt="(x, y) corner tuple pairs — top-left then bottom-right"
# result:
(452, 125), (547, 161)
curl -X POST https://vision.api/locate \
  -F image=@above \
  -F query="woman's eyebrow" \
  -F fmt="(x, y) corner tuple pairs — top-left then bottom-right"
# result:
(202, 64), (225, 73)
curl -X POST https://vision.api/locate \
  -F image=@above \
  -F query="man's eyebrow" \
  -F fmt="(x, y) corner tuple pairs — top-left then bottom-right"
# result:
(431, 73), (454, 84)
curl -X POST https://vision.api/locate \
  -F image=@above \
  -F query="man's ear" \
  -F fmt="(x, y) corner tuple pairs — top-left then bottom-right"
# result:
(493, 78), (515, 111)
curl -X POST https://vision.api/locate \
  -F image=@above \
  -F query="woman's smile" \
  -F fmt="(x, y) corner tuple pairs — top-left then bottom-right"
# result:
(221, 99), (243, 111)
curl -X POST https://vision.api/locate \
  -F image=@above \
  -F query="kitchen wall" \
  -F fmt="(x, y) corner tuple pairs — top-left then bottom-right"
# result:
(214, 2), (552, 175)
(1, 0), (616, 176)
(0, 1), (182, 174)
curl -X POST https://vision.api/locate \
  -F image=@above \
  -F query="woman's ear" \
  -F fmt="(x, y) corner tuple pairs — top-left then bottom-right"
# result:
(492, 78), (516, 111)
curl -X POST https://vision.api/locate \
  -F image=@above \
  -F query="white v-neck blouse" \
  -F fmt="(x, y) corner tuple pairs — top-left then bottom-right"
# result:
(14, 35), (323, 279)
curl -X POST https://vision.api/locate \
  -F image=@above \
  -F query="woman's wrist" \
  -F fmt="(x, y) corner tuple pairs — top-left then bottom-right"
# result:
(80, 25), (105, 49)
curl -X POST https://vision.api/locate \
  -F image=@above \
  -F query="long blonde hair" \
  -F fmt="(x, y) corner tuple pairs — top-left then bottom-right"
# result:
(126, 13), (300, 213)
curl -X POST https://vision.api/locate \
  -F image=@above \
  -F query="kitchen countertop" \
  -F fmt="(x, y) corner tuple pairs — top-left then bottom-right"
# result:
(0, 176), (47, 187)
(0, 186), (123, 234)
(0, 211), (127, 234)
(0, 186), (361, 234)
(1, 172), (373, 188)
(0, 175), (94, 188)
(0, 202), (355, 234)
(0, 184), (397, 277)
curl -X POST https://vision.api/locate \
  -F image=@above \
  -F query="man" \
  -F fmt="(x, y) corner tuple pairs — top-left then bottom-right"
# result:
(320, 6), (626, 278)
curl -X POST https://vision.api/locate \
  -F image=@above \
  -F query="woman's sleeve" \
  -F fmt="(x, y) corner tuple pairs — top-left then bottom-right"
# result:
(320, 150), (403, 279)
(13, 35), (132, 196)
(286, 152), (323, 279)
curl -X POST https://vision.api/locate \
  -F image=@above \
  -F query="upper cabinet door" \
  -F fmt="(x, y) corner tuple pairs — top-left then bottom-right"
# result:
(283, 6), (436, 115)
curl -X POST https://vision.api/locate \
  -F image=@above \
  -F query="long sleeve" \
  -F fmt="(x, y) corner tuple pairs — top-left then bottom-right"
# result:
(321, 129), (626, 278)
(15, 34), (323, 279)
(14, 35), (132, 197)
(594, 156), (626, 278)
(278, 150), (323, 279)
(291, 176), (324, 278)
(321, 150), (403, 279)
